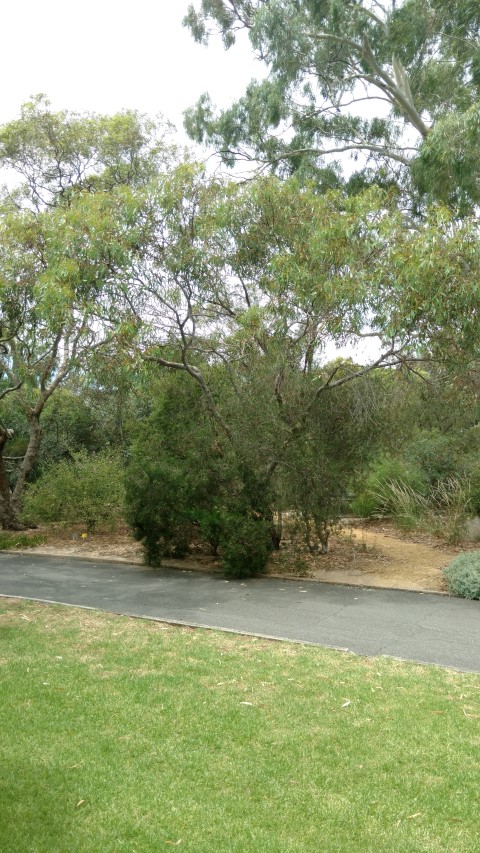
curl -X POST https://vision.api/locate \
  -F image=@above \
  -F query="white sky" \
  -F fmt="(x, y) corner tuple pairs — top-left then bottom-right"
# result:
(1, 1), (259, 145)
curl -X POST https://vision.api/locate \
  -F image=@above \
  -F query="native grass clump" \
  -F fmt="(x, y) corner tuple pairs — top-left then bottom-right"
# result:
(352, 406), (480, 545)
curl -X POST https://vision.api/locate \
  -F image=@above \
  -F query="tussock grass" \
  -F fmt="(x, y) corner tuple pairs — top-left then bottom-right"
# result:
(375, 477), (471, 543)
(0, 599), (479, 852)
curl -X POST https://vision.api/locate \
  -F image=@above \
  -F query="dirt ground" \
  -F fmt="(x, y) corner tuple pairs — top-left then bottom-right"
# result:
(13, 519), (473, 594)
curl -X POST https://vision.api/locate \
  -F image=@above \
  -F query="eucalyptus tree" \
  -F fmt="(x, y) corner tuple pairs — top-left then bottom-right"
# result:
(184, 1), (480, 209)
(124, 156), (480, 565)
(0, 98), (171, 528)
(126, 167), (427, 565)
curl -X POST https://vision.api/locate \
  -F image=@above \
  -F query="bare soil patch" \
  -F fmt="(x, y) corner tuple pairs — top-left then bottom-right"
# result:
(270, 523), (455, 592)
(21, 524), (144, 563)
(10, 519), (474, 593)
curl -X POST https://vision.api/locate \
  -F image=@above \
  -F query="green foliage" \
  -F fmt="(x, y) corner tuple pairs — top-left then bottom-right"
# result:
(283, 374), (380, 551)
(22, 449), (125, 531)
(37, 389), (109, 469)
(351, 456), (428, 517)
(125, 371), (274, 577)
(184, 0), (480, 207)
(0, 533), (45, 550)
(0, 95), (173, 201)
(465, 462), (480, 517)
(218, 512), (273, 578)
(126, 456), (197, 565)
(125, 372), (222, 565)
(443, 551), (480, 599)
(403, 430), (466, 486)
(0, 98), (173, 528)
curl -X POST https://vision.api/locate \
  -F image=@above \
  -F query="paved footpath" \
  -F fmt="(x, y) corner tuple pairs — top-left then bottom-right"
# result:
(1, 553), (479, 672)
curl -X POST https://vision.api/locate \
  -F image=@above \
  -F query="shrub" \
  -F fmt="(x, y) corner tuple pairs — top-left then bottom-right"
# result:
(125, 457), (195, 566)
(463, 461), (480, 516)
(219, 512), (273, 578)
(404, 431), (463, 486)
(443, 551), (480, 599)
(22, 449), (125, 531)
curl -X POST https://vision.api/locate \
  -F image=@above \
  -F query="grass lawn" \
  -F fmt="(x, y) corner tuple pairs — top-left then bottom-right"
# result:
(0, 599), (479, 852)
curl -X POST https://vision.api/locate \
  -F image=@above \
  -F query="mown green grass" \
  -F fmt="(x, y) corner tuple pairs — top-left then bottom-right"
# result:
(0, 598), (479, 852)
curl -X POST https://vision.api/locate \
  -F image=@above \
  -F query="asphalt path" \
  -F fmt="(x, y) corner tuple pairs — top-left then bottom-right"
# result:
(1, 552), (479, 672)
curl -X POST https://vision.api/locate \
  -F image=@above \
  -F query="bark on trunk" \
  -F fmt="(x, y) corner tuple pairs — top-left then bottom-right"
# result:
(0, 427), (26, 529)
(0, 414), (42, 529)
(272, 509), (283, 550)
(11, 413), (42, 516)
(316, 521), (330, 555)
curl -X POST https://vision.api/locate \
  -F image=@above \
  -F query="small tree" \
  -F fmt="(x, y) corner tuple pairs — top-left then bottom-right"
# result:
(0, 98), (171, 528)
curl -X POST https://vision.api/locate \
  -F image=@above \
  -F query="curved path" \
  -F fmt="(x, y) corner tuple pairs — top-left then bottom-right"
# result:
(1, 552), (479, 672)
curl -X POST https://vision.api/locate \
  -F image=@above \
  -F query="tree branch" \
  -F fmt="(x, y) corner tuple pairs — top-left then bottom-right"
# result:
(0, 381), (22, 402)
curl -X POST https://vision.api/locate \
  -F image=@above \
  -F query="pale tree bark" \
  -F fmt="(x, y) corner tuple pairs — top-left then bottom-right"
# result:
(0, 325), (86, 528)
(11, 413), (42, 517)
(0, 426), (26, 530)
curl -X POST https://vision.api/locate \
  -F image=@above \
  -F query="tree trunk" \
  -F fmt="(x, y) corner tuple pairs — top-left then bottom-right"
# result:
(0, 427), (27, 529)
(0, 458), (17, 529)
(11, 412), (42, 517)
(316, 521), (330, 555)
(0, 414), (42, 529)
(272, 509), (283, 550)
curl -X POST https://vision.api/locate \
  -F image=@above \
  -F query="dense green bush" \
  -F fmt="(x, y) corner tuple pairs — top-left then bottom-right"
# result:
(280, 372), (380, 551)
(125, 456), (197, 566)
(125, 373), (226, 566)
(219, 512), (273, 578)
(462, 460), (480, 516)
(443, 552), (480, 599)
(124, 371), (275, 577)
(22, 449), (125, 531)
(403, 431), (463, 486)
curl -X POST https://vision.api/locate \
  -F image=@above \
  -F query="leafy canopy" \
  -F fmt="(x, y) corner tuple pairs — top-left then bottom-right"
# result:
(184, 1), (480, 209)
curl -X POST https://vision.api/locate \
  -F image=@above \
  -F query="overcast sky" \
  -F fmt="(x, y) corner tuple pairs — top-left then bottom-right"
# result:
(2, 1), (258, 145)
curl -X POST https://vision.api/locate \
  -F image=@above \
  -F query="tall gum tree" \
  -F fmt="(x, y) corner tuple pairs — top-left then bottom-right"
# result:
(0, 98), (172, 528)
(132, 165), (480, 449)
(129, 167), (478, 537)
(184, 1), (480, 210)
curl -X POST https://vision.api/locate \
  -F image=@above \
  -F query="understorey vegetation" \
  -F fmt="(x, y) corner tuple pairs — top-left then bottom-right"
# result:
(2, 56), (480, 579)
